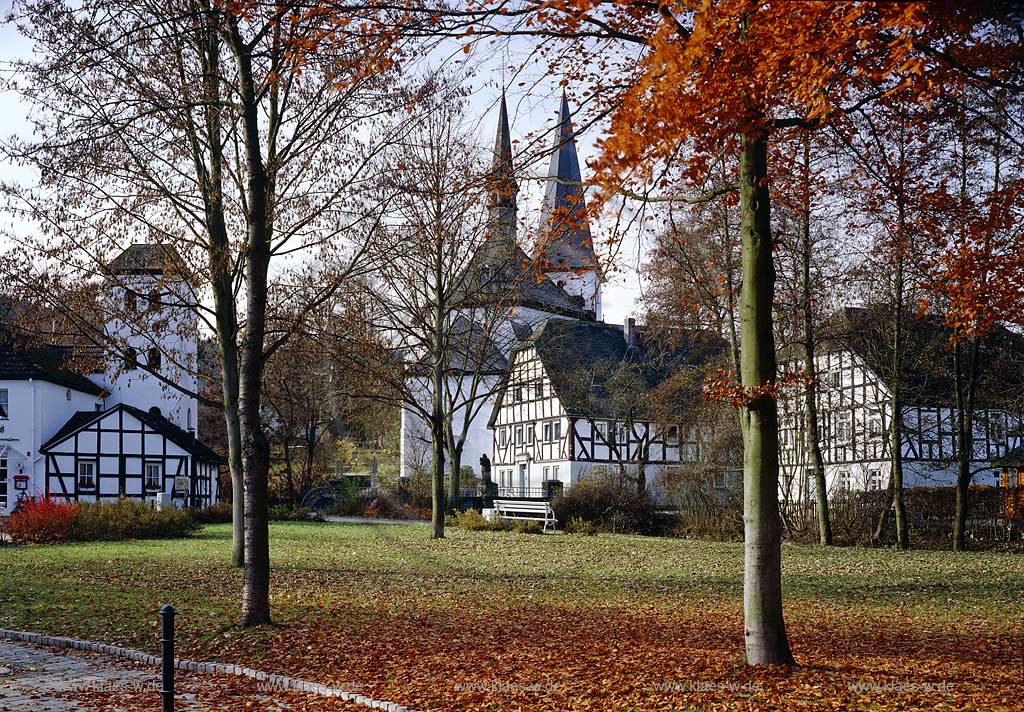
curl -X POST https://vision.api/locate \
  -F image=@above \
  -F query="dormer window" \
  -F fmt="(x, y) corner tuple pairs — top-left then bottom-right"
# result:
(124, 346), (137, 370)
(0, 388), (8, 418)
(147, 290), (161, 313)
(124, 291), (137, 313)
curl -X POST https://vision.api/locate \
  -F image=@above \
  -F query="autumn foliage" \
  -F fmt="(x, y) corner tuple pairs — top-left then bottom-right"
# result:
(3, 498), (80, 544)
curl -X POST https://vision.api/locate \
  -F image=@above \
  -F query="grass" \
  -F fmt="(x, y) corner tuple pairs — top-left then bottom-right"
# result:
(2, 523), (1023, 710)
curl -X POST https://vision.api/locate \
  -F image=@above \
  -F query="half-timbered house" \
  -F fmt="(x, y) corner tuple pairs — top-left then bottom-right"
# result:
(0, 244), (222, 514)
(778, 306), (1024, 503)
(488, 318), (726, 496)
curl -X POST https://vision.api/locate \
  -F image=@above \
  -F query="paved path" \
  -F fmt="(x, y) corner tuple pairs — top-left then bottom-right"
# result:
(0, 639), (162, 711)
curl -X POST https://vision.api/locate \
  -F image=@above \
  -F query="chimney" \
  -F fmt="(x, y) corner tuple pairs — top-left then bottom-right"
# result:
(624, 318), (636, 348)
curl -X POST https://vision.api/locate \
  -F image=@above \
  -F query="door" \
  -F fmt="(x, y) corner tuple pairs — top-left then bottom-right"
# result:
(518, 464), (527, 497)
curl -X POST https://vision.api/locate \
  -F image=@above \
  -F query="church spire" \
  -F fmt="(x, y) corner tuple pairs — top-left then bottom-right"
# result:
(486, 91), (518, 248)
(537, 90), (598, 273)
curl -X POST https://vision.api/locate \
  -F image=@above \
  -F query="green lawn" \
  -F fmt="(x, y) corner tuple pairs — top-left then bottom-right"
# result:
(2, 523), (1022, 710)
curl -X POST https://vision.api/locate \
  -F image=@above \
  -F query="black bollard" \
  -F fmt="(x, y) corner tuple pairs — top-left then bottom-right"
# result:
(160, 604), (175, 712)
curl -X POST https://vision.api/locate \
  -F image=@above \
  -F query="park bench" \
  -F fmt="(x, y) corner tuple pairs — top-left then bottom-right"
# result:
(492, 499), (557, 532)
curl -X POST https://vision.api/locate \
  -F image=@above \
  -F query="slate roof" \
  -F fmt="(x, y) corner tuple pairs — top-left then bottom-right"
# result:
(0, 340), (105, 396)
(41, 403), (226, 463)
(107, 244), (182, 275)
(811, 306), (1024, 410)
(490, 318), (726, 423)
(536, 92), (599, 273)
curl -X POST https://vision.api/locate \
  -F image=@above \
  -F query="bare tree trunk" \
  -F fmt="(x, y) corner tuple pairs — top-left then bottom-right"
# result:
(953, 337), (980, 551)
(229, 18), (272, 626)
(283, 436), (296, 505)
(738, 133), (795, 666)
(889, 250), (909, 551)
(447, 441), (464, 511)
(192, 7), (245, 568)
(799, 136), (832, 546)
(430, 391), (446, 538)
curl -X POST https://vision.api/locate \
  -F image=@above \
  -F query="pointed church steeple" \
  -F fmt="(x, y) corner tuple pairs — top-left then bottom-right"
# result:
(486, 91), (518, 249)
(537, 91), (598, 273)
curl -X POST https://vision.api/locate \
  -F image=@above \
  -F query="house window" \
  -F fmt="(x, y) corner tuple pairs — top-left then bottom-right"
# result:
(667, 425), (679, 445)
(124, 346), (137, 371)
(991, 418), (1005, 442)
(543, 466), (550, 479)
(868, 417), (881, 439)
(867, 468), (883, 491)
(534, 380), (544, 399)
(617, 424), (629, 445)
(125, 290), (137, 313)
(552, 465), (559, 479)
(0, 388), (8, 418)
(595, 421), (608, 442)
(145, 462), (162, 490)
(147, 347), (161, 370)
(554, 420), (562, 441)
(513, 385), (523, 403)
(0, 459), (7, 509)
(147, 289), (161, 313)
(499, 428), (508, 447)
(830, 370), (841, 388)
(526, 424), (535, 444)
(514, 426), (523, 448)
(543, 421), (553, 442)
(838, 468), (852, 492)
(836, 412), (852, 443)
(78, 460), (97, 489)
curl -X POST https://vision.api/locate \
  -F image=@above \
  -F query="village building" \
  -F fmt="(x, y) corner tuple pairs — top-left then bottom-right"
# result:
(487, 318), (727, 497)
(0, 244), (223, 515)
(778, 306), (1024, 503)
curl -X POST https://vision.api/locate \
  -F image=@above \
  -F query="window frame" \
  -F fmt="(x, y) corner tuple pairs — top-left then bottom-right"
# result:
(144, 461), (163, 490)
(0, 388), (8, 419)
(77, 460), (97, 490)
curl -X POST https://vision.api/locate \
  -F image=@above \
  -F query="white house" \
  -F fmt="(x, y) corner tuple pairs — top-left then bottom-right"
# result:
(778, 306), (1024, 503)
(0, 244), (223, 515)
(487, 318), (727, 497)
(399, 91), (604, 478)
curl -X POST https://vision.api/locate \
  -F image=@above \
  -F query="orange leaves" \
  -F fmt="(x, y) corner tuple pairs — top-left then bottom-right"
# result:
(704, 367), (811, 408)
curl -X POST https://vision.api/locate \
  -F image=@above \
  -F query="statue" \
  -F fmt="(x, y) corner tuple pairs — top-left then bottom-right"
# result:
(479, 453), (492, 484)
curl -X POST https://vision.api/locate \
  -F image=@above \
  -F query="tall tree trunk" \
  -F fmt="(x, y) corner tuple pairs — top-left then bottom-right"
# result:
(431, 389), (446, 538)
(447, 440), (463, 511)
(889, 248), (909, 551)
(230, 19), (272, 626)
(953, 337), (980, 551)
(738, 133), (795, 666)
(192, 7), (245, 568)
(799, 136), (832, 546)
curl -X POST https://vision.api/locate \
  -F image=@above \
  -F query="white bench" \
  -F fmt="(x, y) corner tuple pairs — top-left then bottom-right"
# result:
(492, 499), (557, 532)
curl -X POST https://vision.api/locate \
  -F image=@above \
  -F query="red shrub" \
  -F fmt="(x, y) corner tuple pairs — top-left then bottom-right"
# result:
(3, 497), (80, 544)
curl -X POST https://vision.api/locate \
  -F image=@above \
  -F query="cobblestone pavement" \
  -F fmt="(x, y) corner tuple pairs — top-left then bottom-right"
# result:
(0, 639), (377, 712)
(0, 639), (160, 711)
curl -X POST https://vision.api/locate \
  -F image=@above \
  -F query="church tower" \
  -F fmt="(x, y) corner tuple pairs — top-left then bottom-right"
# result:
(102, 244), (198, 433)
(536, 91), (603, 320)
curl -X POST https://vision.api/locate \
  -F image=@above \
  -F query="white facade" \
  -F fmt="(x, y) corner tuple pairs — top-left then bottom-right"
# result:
(0, 379), (104, 513)
(100, 272), (198, 431)
(779, 347), (1024, 503)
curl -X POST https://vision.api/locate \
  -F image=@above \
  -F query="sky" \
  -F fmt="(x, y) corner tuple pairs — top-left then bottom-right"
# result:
(0, 11), (647, 324)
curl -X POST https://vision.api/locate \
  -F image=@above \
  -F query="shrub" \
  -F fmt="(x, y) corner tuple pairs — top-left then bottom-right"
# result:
(268, 505), (322, 522)
(664, 468), (744, 541)
(446, 508), (513, 532)
(564, 516), (597, 536)
(513, 520), (546, 535)
(191, 501), (233, 524)
(553, 474), (667, 535)
(68, 500), (200, 541)
(3, 498), (80, 543)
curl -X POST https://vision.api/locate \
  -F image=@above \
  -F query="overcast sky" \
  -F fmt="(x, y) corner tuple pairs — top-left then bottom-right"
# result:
(0, 11), (645, 324)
